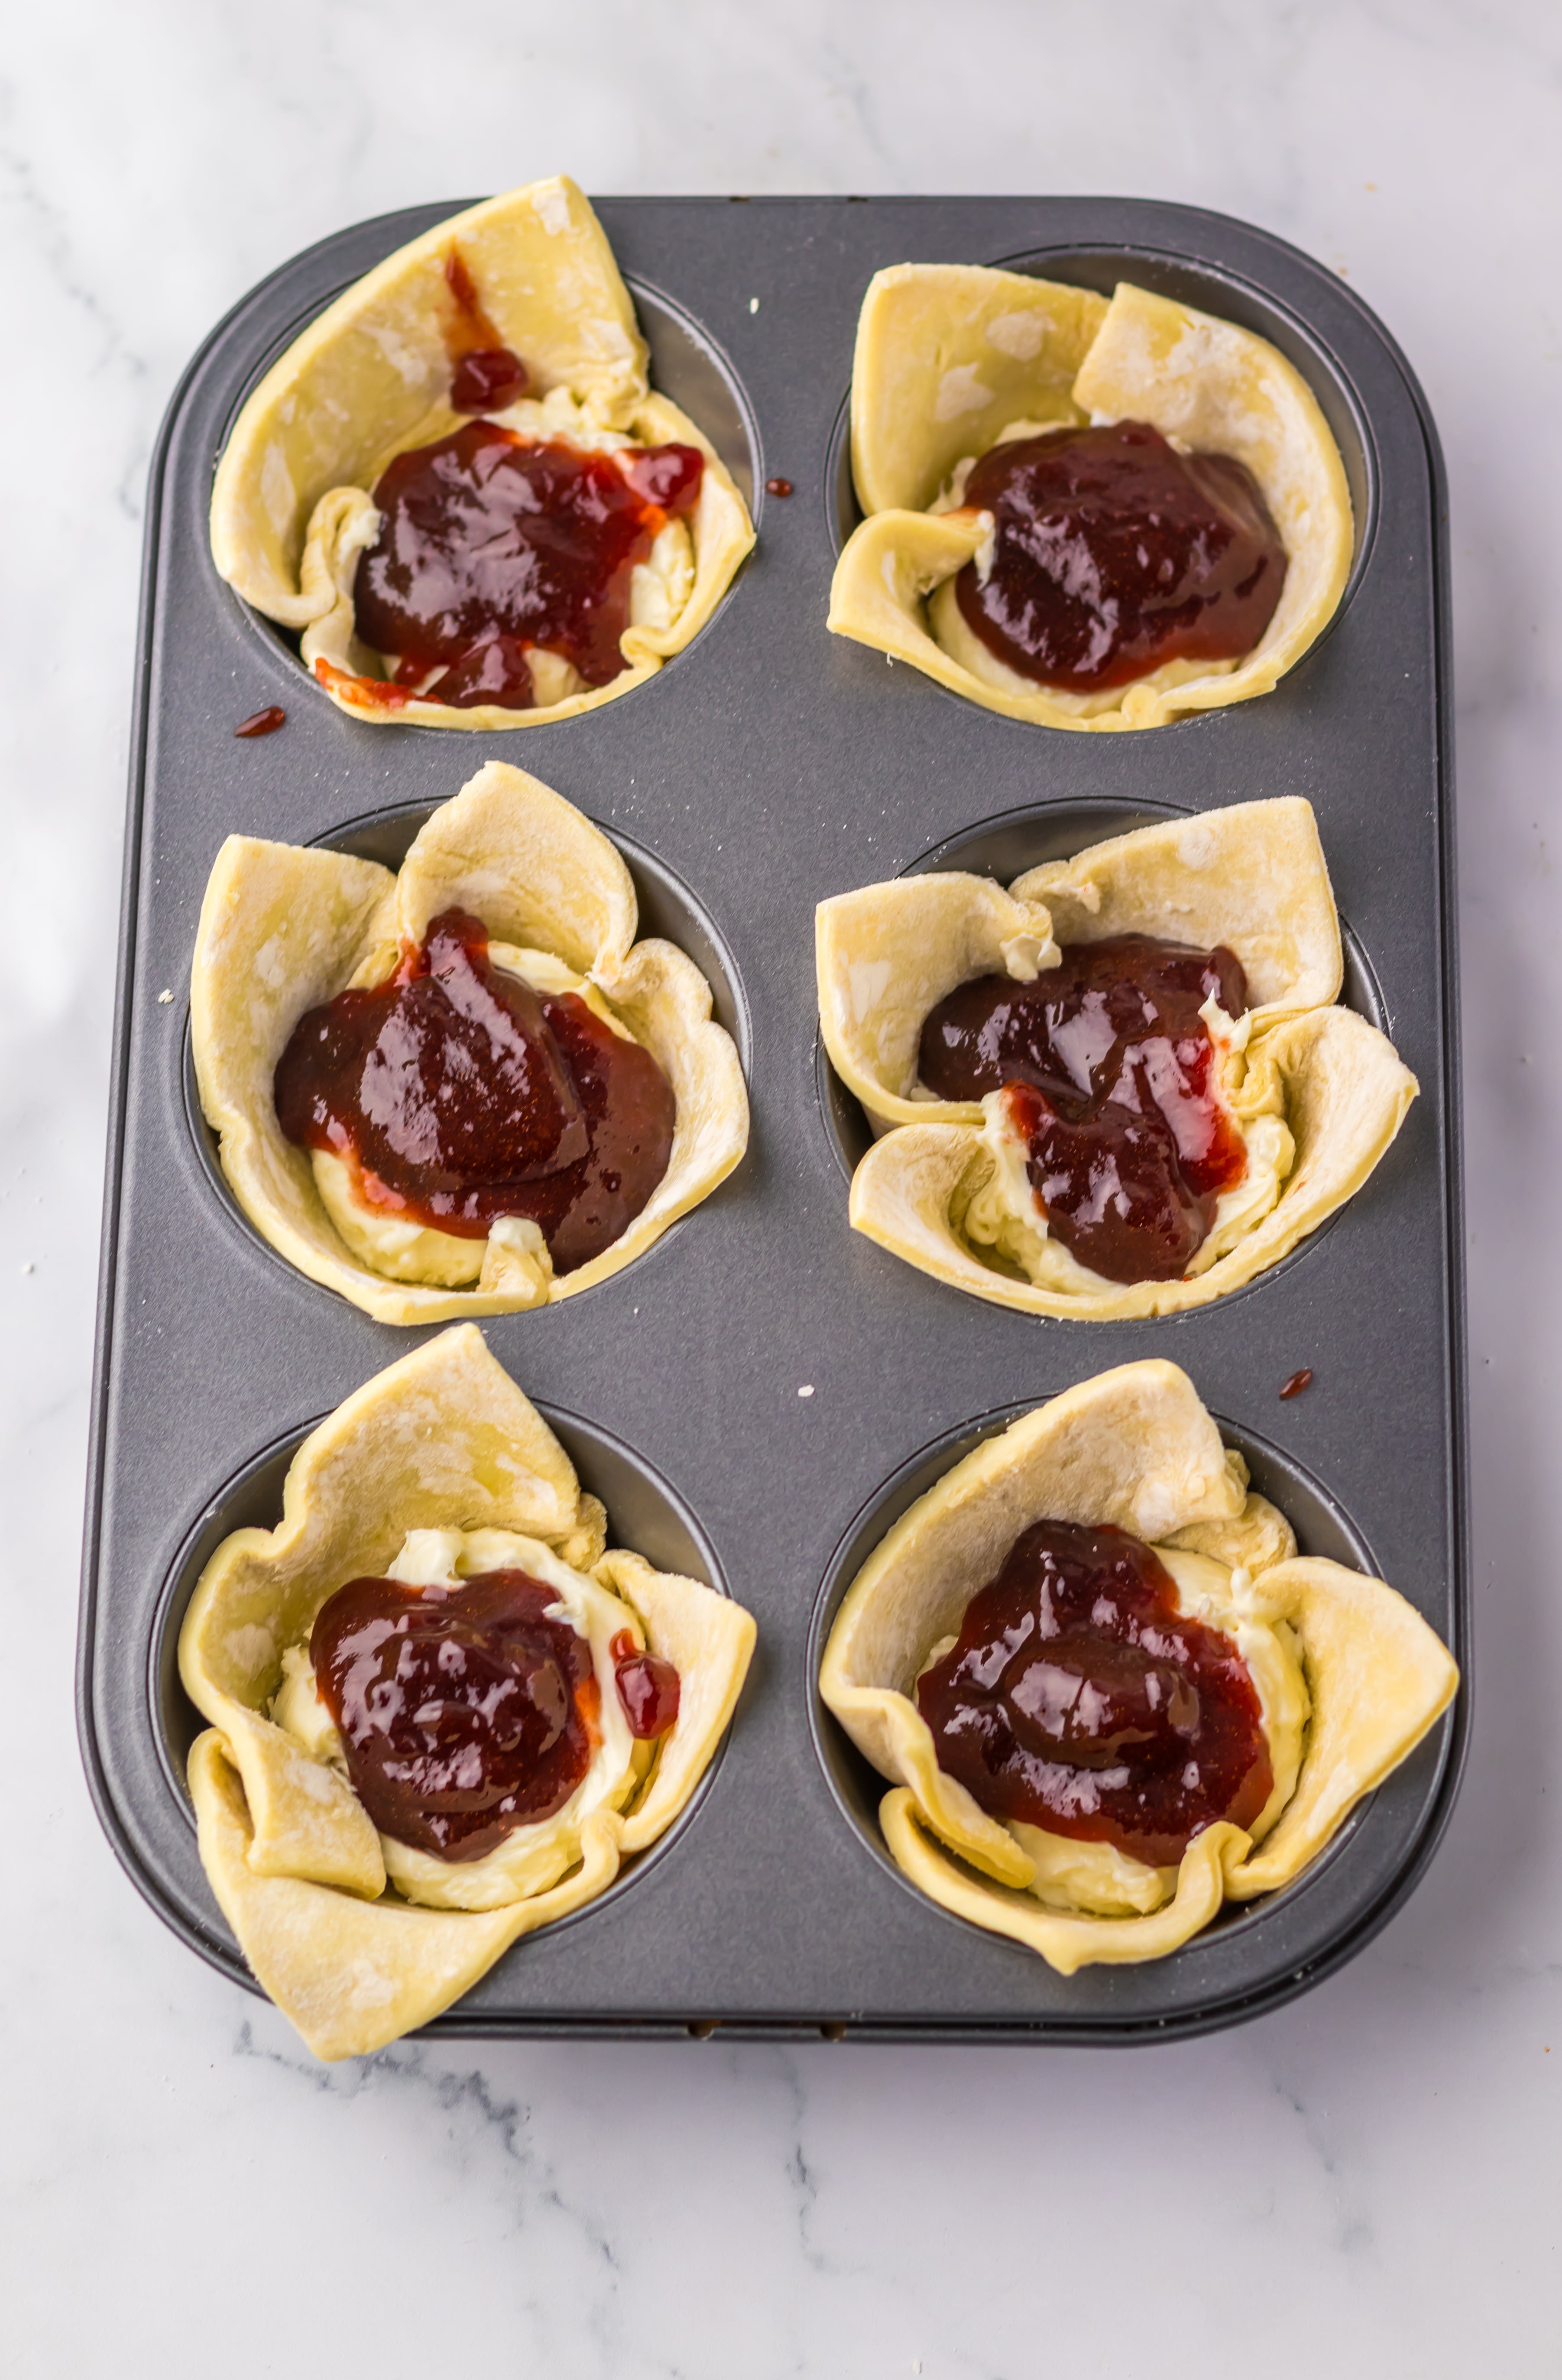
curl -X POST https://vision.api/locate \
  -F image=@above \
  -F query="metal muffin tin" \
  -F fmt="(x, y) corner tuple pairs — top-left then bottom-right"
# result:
(79, 197), (1465, 2043)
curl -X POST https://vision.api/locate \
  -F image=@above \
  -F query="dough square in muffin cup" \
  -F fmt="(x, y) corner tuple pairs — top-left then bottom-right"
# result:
(211, 176), (754, 728)
(829, 264), (1353, 729)
(181, 1325), (756, 2059)
(193, 761), (749, 1323)
(820, 1359), (1456, 1973)
(817, 797), (1416, 1319)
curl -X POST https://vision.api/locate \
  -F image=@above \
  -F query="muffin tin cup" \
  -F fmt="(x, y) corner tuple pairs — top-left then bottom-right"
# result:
(79, 196), (1465, 2044)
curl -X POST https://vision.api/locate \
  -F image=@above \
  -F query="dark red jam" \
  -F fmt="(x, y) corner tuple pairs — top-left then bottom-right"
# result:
(351, 421), (704, 709)
(919, 933), (1249, 1283)
(765, 476), (793, 498)
(443, 247), (529, 413)
(273, 906), (676, 1276)
(954, 421), (1287, 694)
(1280, 1368), (1313, 1400)
(311, 1569), (596, 1861)
(234, 705), (286, 738)
(611, 1629), (681, 1739)
(916, 1520), (1272, 1868)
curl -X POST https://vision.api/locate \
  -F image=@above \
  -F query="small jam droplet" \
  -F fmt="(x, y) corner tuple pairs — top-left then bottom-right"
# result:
(1280, 1368), (1314, 1399)
(766, 476), (794, 497)
(610, 1628), (681, 1739)
(450, 348), (529, 412)
(234, 706), (285, 738)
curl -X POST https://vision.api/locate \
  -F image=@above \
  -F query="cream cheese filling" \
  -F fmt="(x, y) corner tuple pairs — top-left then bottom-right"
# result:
(953, 995), (1295, 1297)
(270, 1525), (654, 1914)
(915, 1546), (1309, 1919)
(308, 942), (645, 1291)
(348, 386), (697, 705)
(923, 414), (1243, 717)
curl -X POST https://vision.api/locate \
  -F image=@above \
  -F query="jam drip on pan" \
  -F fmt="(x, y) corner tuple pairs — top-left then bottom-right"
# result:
(954, 421), (1287, 694)
(312, 1569), (594, 1861)
(274, 906), (676, 1276)
(351, 423), (704, 709)
(919, 933), (1250, 1283)
(916, 1519), (1272, 1868)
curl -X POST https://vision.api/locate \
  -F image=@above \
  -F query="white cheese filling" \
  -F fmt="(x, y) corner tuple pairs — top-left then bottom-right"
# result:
(309, 942), (645, 1291)
(917, 1546), (1309, 1919)
(270, 1526), (652, 1914)
(954, 994), (1294, 1296)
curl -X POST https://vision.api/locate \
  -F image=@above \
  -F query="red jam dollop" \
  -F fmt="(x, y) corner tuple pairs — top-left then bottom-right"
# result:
(918, 932), (1249, 1283)
(611, 1629), (681, 1738)
(273, 906), (676, 1276)
(916, 1519), (1272, 1868)
(953, 421), (1287, 694)
(351, 421), (705, 709)
(311, 1569), (596, 1861)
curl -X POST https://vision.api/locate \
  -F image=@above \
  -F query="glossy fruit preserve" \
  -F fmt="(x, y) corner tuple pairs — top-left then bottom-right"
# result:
(310, 1571), (682, 1861)
(351, 423), (704, 710)
(273, 907), (676, 1276)
(916, 1520), (1272, 1868)
(954, 421), (1287, 693)
(919, 932), (1250, 1283)
(311, 1570), (596, 1860)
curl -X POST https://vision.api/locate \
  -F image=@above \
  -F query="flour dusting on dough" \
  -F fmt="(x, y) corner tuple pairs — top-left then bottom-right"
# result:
(985, 310), (1048, 360)
(935, 364), (994, 422)
(535, 184), (572, 235)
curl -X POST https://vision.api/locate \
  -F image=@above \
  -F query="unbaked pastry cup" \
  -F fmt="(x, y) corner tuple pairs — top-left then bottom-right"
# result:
(828, 266), (1353, 730)
(817, 797), (1416, 1320)
(180, 1325), (757, 2058)
(818, 1359), (1457, 1973)
(191, 761), (749, 1322)
(210, 176), (755, 728)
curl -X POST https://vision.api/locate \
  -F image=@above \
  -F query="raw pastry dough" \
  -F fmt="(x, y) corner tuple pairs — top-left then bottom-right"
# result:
(820, 1360), (1457, 1972)
(180, 1325), (757, 2057)
(211, 176), (754, 728)
(817, 799), (1416, 1320)
(191, 761), (749, 1324)
(829, 265), (1353, 729)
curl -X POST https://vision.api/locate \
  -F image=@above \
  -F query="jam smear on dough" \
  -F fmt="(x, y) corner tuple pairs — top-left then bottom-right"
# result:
(610, 1629), (681, 1739)
(443, 246), (530, 413)
(351, 420), (705, 710)
(273, 905), (676, 1276)
(311, 1568), (596, 1861)
(916, 1519), (1272, 1868)
(918, 932), (1250, 1284)
(953, 421), (1287, 694)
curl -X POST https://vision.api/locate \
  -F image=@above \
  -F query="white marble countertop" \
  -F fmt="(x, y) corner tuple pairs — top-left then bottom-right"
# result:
(6, 2), (1560, 2370)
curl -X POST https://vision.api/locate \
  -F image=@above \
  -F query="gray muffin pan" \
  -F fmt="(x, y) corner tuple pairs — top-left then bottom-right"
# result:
(79, 196), (1465, 2043)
